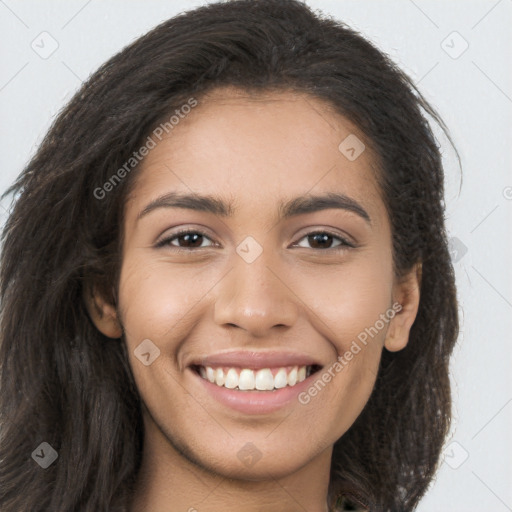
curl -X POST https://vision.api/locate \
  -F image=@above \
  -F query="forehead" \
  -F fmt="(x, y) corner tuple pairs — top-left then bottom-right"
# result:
(126, 88), (386, 227)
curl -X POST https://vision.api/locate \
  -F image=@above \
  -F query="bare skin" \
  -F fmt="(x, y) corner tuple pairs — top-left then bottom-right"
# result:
(87, 87), (420, 512)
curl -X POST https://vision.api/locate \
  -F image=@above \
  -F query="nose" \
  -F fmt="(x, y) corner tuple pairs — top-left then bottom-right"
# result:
(213, 250), (299, 338)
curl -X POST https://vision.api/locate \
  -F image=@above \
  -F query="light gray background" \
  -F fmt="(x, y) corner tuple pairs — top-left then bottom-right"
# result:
(1, 1), (511, 510)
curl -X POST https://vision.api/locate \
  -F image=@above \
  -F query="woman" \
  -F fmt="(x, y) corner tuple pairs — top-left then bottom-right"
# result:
(0, 0), (459, 510)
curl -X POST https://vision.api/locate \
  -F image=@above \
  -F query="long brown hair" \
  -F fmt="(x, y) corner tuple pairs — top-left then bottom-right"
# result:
(0, 1), (459, 510)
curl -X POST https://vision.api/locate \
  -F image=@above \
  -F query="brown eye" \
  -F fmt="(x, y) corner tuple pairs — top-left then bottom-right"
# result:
(157, 230), (214, 250)
(173, 232), (205, 248)
(295, 231), (353, 250)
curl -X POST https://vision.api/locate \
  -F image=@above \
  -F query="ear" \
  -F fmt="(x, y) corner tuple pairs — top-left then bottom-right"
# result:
(384, 262), (422, 352)
(83, 282), (123, 339)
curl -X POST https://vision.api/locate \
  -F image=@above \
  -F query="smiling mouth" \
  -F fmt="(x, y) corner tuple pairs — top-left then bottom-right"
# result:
(191, 364), (322, 392)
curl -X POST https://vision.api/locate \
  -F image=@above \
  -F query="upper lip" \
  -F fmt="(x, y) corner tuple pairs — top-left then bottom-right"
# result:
(188, 350), (322, 370)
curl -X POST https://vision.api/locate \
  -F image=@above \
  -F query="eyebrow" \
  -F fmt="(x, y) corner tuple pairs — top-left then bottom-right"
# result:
(137, 191), (371, 224)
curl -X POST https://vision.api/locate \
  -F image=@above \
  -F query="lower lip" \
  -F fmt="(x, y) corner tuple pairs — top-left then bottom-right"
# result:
(190, 368), (315, 415)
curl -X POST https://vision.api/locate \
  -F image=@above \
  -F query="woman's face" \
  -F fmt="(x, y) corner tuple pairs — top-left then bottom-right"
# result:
(96, 88), (418, 480)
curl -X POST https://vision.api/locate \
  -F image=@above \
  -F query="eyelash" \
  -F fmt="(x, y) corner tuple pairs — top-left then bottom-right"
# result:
(155, 228), (355, 252)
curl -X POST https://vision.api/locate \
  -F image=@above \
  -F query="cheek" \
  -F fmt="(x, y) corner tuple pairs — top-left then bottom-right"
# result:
(116, 257), (214, 419)
(294, 248), (394, 354)
(116, 255), (231, 411)
(117, 257), (215, 347)
(291, 250), (392, 427)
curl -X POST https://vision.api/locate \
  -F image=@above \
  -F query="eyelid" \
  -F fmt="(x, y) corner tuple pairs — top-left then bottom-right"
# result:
(155, 226), (218, 249)
(156, 226), (357, 251)
(290, 227), (357, 249)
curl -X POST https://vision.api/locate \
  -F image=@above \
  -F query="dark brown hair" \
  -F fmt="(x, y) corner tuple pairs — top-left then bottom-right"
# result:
(0, 1), (459, 510)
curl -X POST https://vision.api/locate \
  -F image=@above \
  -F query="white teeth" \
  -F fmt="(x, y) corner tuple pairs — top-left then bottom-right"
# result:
(199, 365), (313, 391)
(274, 368), (288, 389)
(238, 369), (255, 390)
(224, 368), (239, 389)
(255, 368), (274, 390)
(287, 367), (298, 386)
(215, 368), (225, 386)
